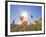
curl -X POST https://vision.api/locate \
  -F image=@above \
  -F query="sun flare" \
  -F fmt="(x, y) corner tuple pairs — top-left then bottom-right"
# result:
(21, 11), (28, 18)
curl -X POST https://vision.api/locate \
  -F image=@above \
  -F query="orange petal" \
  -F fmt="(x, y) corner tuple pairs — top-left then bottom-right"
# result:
(18, 16), (24, 21)
(22, 21), (28, 28)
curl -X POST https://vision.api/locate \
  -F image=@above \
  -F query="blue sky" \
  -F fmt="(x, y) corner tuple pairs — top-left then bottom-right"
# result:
(10, 5), (42, 23)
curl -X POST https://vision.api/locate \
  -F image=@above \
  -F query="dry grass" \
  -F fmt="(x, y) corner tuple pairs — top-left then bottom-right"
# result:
(10, 20), (42, 32)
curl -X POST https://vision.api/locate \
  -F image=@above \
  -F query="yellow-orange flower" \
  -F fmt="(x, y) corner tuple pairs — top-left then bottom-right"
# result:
(18, 16), (24, 21)
(22, 21), (28, 28)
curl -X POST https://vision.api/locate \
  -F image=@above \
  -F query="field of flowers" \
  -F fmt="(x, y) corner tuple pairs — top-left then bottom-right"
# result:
(10, 20), (42, 32)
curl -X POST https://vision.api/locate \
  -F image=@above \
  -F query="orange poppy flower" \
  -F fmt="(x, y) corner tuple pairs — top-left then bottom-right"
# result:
(18, 16), (24, 21)
(22, 21), (28, 28)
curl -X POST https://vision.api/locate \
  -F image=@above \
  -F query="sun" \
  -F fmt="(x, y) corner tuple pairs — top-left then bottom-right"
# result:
(21, 11), (28, 18)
